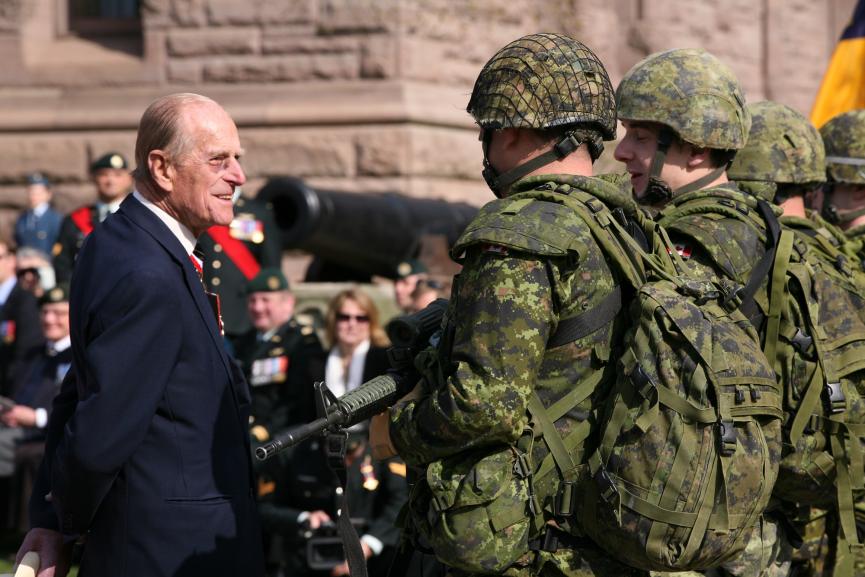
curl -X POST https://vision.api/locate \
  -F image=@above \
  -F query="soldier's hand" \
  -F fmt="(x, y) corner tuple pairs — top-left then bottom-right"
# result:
(305, 510), (331, 530)
(370, 411), (397, 460)
(14, 528), (71, 577)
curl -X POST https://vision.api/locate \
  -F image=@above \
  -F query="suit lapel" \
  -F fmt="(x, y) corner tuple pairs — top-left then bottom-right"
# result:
(118, 196), (234, 378)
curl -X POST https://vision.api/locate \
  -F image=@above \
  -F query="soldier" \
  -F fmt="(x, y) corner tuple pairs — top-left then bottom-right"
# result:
(233, 268), (325, 444)
(195, 195), (282, 344)
(393, 259), (428, 313)
(819, 110), (865, 262)
(372, 33), (645, 577)
(14, 173), (62, 256)
(53, 152), (133, 283)
(0, 285), (72, 478)
(613, 49), (800, 577)
(257, 425), (407, 577)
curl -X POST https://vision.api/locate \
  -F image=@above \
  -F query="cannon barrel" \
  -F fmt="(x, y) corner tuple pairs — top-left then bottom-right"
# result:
(256, 177), (479, 279)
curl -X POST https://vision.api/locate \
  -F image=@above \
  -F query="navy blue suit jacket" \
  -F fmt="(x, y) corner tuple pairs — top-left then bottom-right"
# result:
(50, 195), (264, 577)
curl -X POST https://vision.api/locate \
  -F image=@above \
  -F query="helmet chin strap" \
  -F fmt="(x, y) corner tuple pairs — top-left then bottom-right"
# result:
(481, 129), (600, 198)
(821, 185), (865, 225)
(640, 128), (727, 204)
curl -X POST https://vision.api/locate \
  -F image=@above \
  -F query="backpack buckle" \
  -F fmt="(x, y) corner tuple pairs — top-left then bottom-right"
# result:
(791, 328), (814, 358)
(554, 481), (577, 517)
(824, 382), (847, 414)
(594, 467), (620, 509)
(680, 280), (721, 304)
(513, 453), (532, 479)
(630, 365), (656, 401)
(718, 420), (737, 456)
(716, 280), (744, 311)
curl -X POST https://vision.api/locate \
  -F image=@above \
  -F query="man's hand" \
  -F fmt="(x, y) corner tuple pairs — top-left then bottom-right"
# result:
(1, 405), (37, 428)
(330, 541), (372, 576)
(305, 510), (332, 530)
(14, 528), (71, 577)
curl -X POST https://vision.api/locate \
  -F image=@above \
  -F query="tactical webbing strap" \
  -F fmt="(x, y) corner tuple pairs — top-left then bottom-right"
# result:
(739, 200), (782, 322)
(547, 285), (622, 348)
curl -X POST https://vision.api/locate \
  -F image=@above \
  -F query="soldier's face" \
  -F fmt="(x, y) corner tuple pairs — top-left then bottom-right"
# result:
(164, 103), (246, 236)
(394, 274), (424, 310)
(615, 121), (694, 200)
(93, 168), (133, 202)
(27, 183), (51, 209)
(41, 302), (70, 342)
(248, 291), (294, 332)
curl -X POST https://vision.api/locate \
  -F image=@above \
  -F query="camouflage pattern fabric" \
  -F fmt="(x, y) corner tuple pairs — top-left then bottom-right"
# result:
(389, 174), (644, 576)
(650, 517), (792, 577)
(820, 110), (865, 185)
(728, 102), (826, 187)
(656, 184), (772, 285)
(616, 48), (750, 150)
(467, 33), (616, 139)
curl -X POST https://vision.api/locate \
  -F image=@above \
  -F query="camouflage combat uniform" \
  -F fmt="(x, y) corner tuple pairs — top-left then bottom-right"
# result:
(617, 50), (788, 577)
(388, 33), (647, 577)
(390, 174), (646, 577)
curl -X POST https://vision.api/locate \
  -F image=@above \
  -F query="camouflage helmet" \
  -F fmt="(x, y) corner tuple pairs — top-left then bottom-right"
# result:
(821, 109), (865, 185)
(616, 48), (750, 150)
(728, 101), (825, 185)
(467, 33), (616, 140)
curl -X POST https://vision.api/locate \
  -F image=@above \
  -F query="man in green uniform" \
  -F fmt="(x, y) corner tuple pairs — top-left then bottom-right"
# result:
(53, 152), (133, 283)
(233, 268), (325, 444)
(613, 49), (789, 577)
(373, 33), (646, 577)
(819, 110), (865, 263)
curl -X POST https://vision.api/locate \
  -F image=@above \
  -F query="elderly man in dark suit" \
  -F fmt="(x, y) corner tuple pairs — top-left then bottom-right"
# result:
(14, 93), (264, 577)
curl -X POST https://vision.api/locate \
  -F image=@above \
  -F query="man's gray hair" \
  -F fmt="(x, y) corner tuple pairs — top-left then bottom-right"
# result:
(132, 93), (217, 183)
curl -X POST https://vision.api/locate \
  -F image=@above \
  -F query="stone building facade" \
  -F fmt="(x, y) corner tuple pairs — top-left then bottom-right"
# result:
(0, 0), (857, 238)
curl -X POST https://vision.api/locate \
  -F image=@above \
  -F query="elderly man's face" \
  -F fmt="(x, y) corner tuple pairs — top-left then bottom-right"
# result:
(41, 301), (70, 342)
(165, 102), (246, 236)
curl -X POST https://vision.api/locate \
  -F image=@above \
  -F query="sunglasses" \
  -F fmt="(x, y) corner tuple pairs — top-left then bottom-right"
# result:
(336, 313), (370, 323)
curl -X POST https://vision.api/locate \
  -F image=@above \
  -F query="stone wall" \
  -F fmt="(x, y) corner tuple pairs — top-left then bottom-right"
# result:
(0, 0), (857, 240)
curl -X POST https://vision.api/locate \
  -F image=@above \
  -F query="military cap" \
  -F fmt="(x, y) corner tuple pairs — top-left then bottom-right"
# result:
(246, 268), (289, 293)
(395, 259), (427, 279)
(27, 172), (51, 187)
(90, 152), (129, 173)
(39, 284), (69, 306)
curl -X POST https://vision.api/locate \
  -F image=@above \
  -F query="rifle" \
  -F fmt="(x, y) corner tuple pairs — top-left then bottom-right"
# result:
(255, 298), (448, 462)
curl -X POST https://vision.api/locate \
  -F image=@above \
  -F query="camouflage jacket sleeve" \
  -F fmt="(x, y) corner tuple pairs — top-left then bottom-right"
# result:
(389, 246), (555, 466)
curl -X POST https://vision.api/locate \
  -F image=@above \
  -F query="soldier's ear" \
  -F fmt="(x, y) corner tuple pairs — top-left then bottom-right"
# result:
(685, 145), (712, 169)
(148, 150), (174, 192)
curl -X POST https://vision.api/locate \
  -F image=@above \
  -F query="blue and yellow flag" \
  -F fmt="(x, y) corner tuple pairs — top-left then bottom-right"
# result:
(811, 0), (865, 128)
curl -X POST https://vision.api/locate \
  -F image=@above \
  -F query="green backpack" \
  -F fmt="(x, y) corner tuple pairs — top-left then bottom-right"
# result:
(404, 177), (782, 574)
(551, 187), (782, 571)
(660, 188), (865, 570)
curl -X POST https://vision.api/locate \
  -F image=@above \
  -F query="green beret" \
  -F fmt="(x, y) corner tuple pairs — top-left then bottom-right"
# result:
(247, 268), (289, 293)
(395, 259), (427, 279)
(39, 284), (69, 306)
(90, 152), (129, 172)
